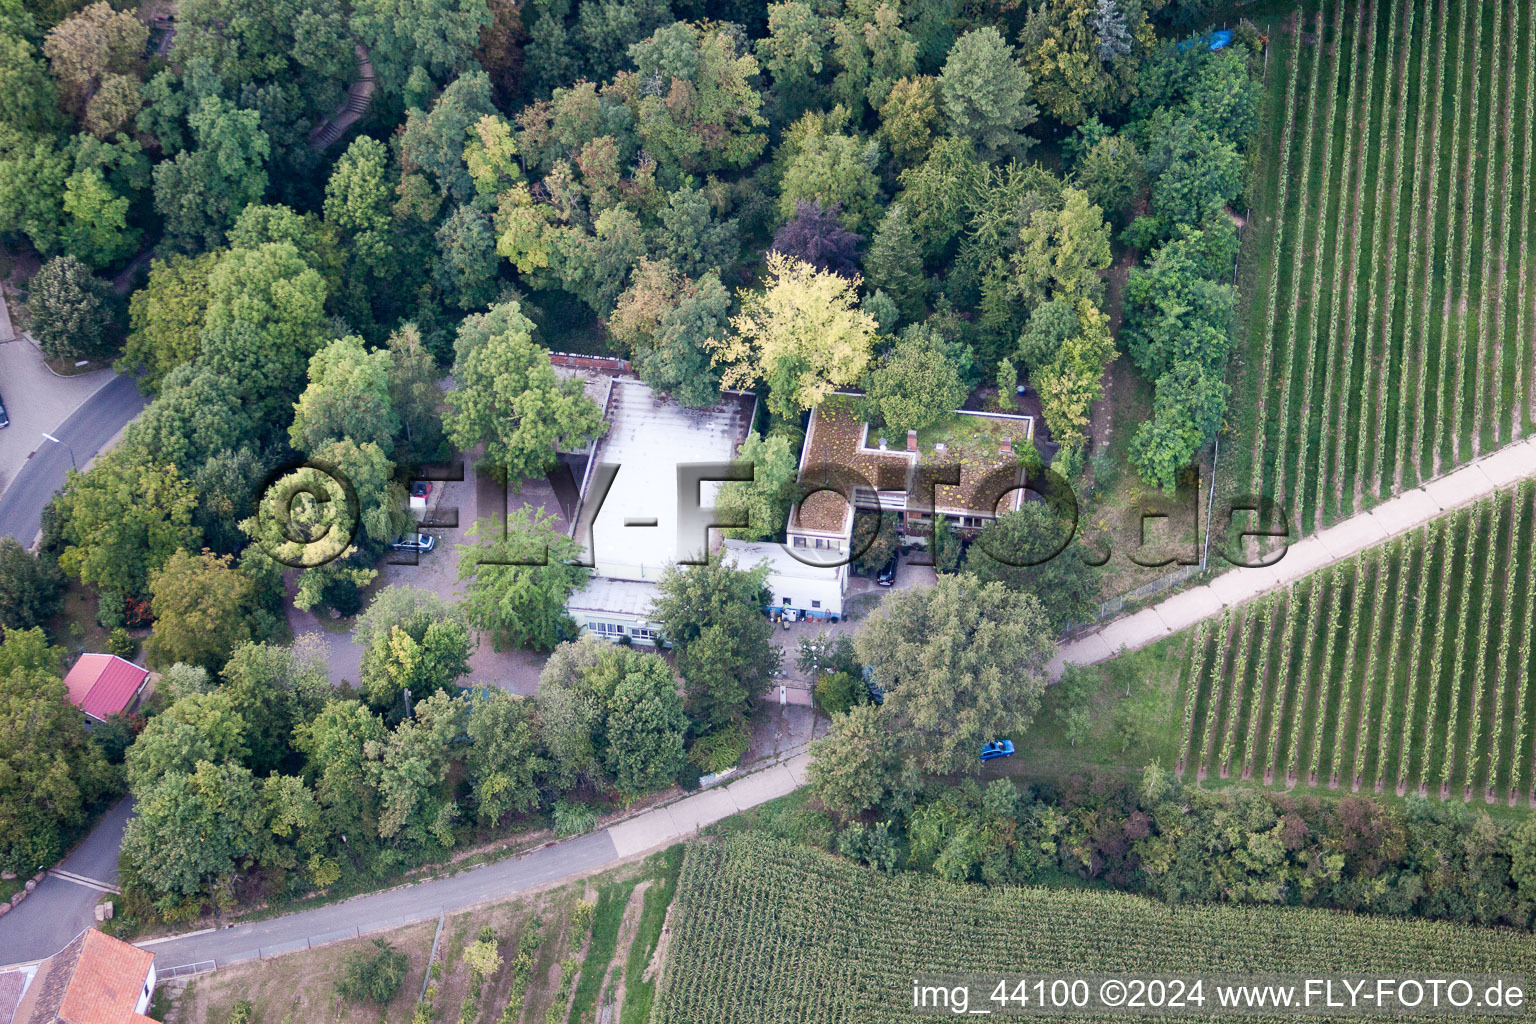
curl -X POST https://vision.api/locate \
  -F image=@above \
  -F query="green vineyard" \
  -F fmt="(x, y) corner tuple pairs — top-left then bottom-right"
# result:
(1240, 0), (1536, 534)
(1176, 482), (1536, 803)
(654, 836), (1536, 1024)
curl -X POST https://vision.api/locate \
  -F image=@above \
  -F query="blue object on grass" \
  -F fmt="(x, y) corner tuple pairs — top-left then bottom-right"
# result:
(980, 739), (1015, 762)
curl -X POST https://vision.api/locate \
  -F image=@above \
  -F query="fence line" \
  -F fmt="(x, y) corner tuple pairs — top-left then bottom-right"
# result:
(1077, 435), (1223, 630)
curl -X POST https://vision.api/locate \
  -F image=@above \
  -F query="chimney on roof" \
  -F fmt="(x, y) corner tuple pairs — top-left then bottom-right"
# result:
(1000, 437), (1012, 456)
(906, 429), (917, 451)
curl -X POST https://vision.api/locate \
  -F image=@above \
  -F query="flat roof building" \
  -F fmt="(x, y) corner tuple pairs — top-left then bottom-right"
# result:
(560, 375), (757, 644)
(721, 539), (846, 620)
(788, 393), (1036, 547)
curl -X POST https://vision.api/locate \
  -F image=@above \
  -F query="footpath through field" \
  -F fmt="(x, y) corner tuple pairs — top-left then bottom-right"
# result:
(130, 753), (809, 971)
(1050, 434), (1536, 677)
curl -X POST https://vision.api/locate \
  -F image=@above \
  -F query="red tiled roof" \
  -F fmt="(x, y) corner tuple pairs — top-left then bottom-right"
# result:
(62, 656), (148, 722)
(12, 929), (158, 1024)
(56, 930), (156, 1024)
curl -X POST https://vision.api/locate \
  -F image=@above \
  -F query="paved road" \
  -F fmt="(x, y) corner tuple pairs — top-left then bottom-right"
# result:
(140, 754), (808, 969)
(143, 831), (620, 966)
(0, 336), (118, 497)
(0, 799), (133, 964)
(1050, 434), (1536, 675)
(0, 372), (144, 545)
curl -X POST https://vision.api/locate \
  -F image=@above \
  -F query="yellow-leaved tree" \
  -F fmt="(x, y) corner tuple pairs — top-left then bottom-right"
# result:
(709, 252), (877, 418)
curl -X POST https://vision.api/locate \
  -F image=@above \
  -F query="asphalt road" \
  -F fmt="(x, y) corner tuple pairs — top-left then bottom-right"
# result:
(141, 830), (620, 968)
(0, 373), (144, 544)
(0, 799), (133, 965)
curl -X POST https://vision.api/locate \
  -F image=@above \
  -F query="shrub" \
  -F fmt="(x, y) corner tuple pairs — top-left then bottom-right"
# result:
(463, 936), (501, 979)
(336, 938), (409, 1006)
(814, 671), (865, 716)
(228, 1001), (253, 1024)
(572, 899), (595, 934)
(552, 801), (599, 837)
(106, 627), (138, 659)
(687, 720), (750, 774)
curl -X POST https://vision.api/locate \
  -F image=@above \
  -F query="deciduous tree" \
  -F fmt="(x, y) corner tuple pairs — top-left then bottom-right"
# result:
(0, 538), (66, 631)
(445, 301), (604, 482)
(710, 252), (876, 419)
(771, 199), (862, 278)
(25, 254), (116, 362)
(125, 690), (250, 792)
(464, 692), (544, 824)
(121, 758), (266, 912)
(854, 573), (1055, 777)
(617, 21), (768, 176)
(1035, 299), (1115, 474)
(861, 324), (964, 435)
(965, 503), (1098, 632)
(42, 2), (146, 134)
(56, 452), (200, 599)
(0, 658), (117, 873)
(458, 508), (588, 651)
(715, 431), (799, 542)
(776, 127), (882, 233)
(876, 74), (941, 168)
(152, 96), (270, 252)
(199, 240), (329, 418)
(289, 335), (399, 455)
(350, 0), (492, 101)
(147, 549), (257, 672)
(353, 585), (470, 711)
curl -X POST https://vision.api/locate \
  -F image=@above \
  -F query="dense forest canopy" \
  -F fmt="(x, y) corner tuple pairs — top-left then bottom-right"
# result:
(0, 0), (1262, 920)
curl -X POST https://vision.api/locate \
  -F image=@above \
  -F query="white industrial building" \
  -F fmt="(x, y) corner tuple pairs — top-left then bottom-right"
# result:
(560, 374), (758, 644)
(721, 539), (846, 620)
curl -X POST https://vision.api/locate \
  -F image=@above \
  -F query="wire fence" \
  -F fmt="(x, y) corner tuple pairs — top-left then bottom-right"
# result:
(1073, 433), (1223, 631)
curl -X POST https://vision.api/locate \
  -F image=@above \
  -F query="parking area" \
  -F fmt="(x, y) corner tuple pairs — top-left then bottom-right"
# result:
(769, 548), (936, 687)
(285, 461), (572, 696)
(0, 334), (119, 499)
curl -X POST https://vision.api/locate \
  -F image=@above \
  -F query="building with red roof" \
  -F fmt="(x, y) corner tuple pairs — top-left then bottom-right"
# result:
(61, 656), (149, 724)
(2, 927), (159, 1024)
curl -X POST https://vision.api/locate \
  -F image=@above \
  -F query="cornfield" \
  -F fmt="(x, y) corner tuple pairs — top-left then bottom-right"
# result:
(1176, 483), (1536, 803)
(652, 836), (1536, 1023)
(1240, 0), (1536, 536)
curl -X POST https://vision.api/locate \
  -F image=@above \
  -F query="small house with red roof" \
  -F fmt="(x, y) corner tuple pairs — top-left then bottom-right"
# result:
(61, 655), (149, 724)
(1, 927), (159, 1024)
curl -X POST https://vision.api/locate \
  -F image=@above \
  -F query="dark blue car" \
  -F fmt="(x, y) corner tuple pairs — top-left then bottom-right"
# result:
(980, 739), (1015, 762)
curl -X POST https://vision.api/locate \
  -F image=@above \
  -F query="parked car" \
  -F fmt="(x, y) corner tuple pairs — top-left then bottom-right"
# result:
(388, 532), (436, 553)
(862, 667), (884, 705)
(875, 556), (898, 586)
(410, 481), (432, 499)
(979, 739), (1015, 762)
(0, 391), (8, 428)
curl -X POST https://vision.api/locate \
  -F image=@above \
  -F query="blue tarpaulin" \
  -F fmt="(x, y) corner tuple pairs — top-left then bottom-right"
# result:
(1178, 30), (1234, 51)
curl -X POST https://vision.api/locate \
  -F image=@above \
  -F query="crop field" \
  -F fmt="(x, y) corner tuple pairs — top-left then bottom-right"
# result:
(653, 835), (1536, 1024)
(1240, 0), (1536, 535)
(1175, 482), (1536, 803)
(162, 850), (682, 1024)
